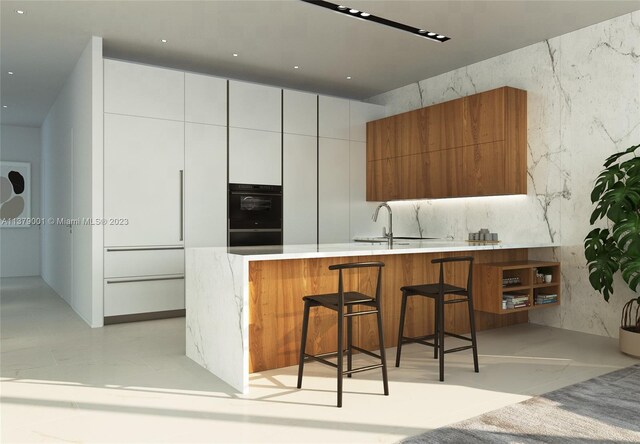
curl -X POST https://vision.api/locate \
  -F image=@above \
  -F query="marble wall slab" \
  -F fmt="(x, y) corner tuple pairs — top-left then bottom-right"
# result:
(368, 11), (640, 338)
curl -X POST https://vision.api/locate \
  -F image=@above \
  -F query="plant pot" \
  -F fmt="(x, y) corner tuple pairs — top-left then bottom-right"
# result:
(619, 327), (640, 358)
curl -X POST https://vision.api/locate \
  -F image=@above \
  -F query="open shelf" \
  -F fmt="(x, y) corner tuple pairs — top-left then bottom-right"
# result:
(476, 260), (561, 314)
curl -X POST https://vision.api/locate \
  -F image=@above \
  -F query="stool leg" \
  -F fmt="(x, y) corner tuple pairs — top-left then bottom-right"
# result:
(467, 293), (480, 373)
(337, 307), (344, 408)
(395, 292), (408, 367)
(347, 305), (353, 378)
(297, 301), (311, 389)
(438, 297), (445, 382)
(433, 299), (439, 359)
(376, 302), (390, 396)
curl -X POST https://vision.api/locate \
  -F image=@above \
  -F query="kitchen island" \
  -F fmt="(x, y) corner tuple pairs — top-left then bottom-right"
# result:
(186, 240), (556, 392)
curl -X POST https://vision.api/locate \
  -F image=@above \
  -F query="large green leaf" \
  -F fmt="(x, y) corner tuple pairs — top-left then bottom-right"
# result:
(590, 181), (640, 224)
(590, 165), (624, 204)
(584, 228), (621, 301)
(612, 213), (640, 256)
(603, 144), (640, 167)
(620, 255), (640, 292)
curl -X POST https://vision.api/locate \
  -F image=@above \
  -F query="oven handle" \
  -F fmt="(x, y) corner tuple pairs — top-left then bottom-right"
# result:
(230, 191), (282, 197)
(228, 228), (282, 233)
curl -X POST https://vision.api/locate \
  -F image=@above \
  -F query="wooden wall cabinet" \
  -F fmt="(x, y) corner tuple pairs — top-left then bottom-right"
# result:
(367, 86), (526, 201)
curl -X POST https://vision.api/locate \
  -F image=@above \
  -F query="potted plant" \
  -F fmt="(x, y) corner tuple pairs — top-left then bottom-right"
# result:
(584, 143), (640, 357)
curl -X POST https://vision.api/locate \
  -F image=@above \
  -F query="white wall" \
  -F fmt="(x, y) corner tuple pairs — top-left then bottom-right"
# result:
(369, 12), (640, 338)
(0, 125), (41, 277)
(41, 36), (103, 327)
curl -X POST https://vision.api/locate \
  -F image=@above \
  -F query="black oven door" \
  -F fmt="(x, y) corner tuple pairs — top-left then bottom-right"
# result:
(228, 184), (283, 230)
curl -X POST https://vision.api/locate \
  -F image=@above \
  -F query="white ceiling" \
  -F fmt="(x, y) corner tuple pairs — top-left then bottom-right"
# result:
(1, 1), (639, 127)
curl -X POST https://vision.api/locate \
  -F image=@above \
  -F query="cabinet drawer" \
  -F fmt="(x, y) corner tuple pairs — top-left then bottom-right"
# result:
(104, 247), (184, 278)
(104, 276), (185, 317)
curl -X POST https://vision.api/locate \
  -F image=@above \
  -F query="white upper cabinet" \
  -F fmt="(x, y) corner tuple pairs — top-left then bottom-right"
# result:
(318, 138), (350, 243)
(284, 134), (317, 245)
(185, 73), (227, 126)
(229, 80), (281, 132)
(104, 113), (184, 247)
(104, 59), (184, 121)
(229, 128), (282, 185)
(319, 95), (350, 140)
(349, 141), (384, 239)
(185, 123), (227, 248)
(283, 90), (317, 136)
(349, 101), (386, 142)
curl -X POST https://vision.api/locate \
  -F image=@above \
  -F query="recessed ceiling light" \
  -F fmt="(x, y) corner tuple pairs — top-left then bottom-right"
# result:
(233, 53), (238, 57)
(294, 65), (299, 69)
(8, 71), (14, 75)
(302, 1), (451, 43)
(2, 105), (7, 108)
(346, 76), (352, 80)
(161, 39), (168, 43)
(16, 9), (25, 14)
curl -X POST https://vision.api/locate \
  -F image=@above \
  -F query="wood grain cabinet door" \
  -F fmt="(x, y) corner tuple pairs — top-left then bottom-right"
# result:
(426, 100), (464, 152)
(463, 87), (505, 146)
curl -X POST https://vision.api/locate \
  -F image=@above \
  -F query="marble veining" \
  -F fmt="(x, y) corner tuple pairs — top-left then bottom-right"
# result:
(368, 11), (640, 338)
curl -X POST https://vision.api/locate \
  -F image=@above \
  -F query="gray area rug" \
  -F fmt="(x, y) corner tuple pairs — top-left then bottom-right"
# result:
(402, 364), (640, 443)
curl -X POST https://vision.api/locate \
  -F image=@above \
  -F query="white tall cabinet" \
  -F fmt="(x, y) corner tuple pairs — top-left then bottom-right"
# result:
(104, 114), (184, 247)
(283, 89), (317, 244)
(103, 60), (226, 322)
(228, 80), (282, 186)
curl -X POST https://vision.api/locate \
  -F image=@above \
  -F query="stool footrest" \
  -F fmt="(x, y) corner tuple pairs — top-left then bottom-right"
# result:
(343, 363), (384, 376)
(351, 345), (382, 360)
(443, 298), (469, 304)
(344, 309), (378, 318)
(303, 353), (338, 368)
(443, 345), (474, 354)
(444, 332), (473, 342)
(400, 335), (436, 348)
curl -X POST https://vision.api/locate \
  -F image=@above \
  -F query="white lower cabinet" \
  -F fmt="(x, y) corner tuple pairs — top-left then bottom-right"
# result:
(284, 134), (317, 244)
(104, 248), (184, 278)
(104, 276), (185, 317)
(229, 127), (282, 185)
(319, 138), (350, 243)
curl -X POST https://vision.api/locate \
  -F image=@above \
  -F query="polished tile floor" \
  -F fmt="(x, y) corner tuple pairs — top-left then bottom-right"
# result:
(1, 277), (637, 443)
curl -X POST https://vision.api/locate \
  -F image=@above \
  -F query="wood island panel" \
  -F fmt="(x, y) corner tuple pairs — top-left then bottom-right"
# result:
(248, 248), (528, 373)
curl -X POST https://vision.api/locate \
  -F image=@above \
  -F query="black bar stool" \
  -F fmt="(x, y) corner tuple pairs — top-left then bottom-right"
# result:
(296, 261), (389, 407)
(395, 256), (479, 381)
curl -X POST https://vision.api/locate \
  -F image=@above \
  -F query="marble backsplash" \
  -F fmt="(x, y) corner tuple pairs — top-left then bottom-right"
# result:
(368, 11), (640, 338)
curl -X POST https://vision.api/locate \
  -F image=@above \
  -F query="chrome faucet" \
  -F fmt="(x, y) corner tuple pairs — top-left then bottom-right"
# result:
(372, 202), (393, 246)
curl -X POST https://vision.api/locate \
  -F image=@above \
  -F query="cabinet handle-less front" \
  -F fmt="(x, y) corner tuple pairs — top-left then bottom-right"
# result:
(106, 275), (185, 284)
(180, 169), (184, 242)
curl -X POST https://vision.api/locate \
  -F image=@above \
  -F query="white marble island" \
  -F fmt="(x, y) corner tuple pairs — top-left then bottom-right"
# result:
(186, 240), (555, 393)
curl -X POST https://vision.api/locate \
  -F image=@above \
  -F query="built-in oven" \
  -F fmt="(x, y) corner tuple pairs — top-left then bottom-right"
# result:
(228, 183), (283, 247)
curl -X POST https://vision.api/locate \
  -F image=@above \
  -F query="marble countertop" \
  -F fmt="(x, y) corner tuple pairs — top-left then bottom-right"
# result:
(192, 239), (557, 262)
